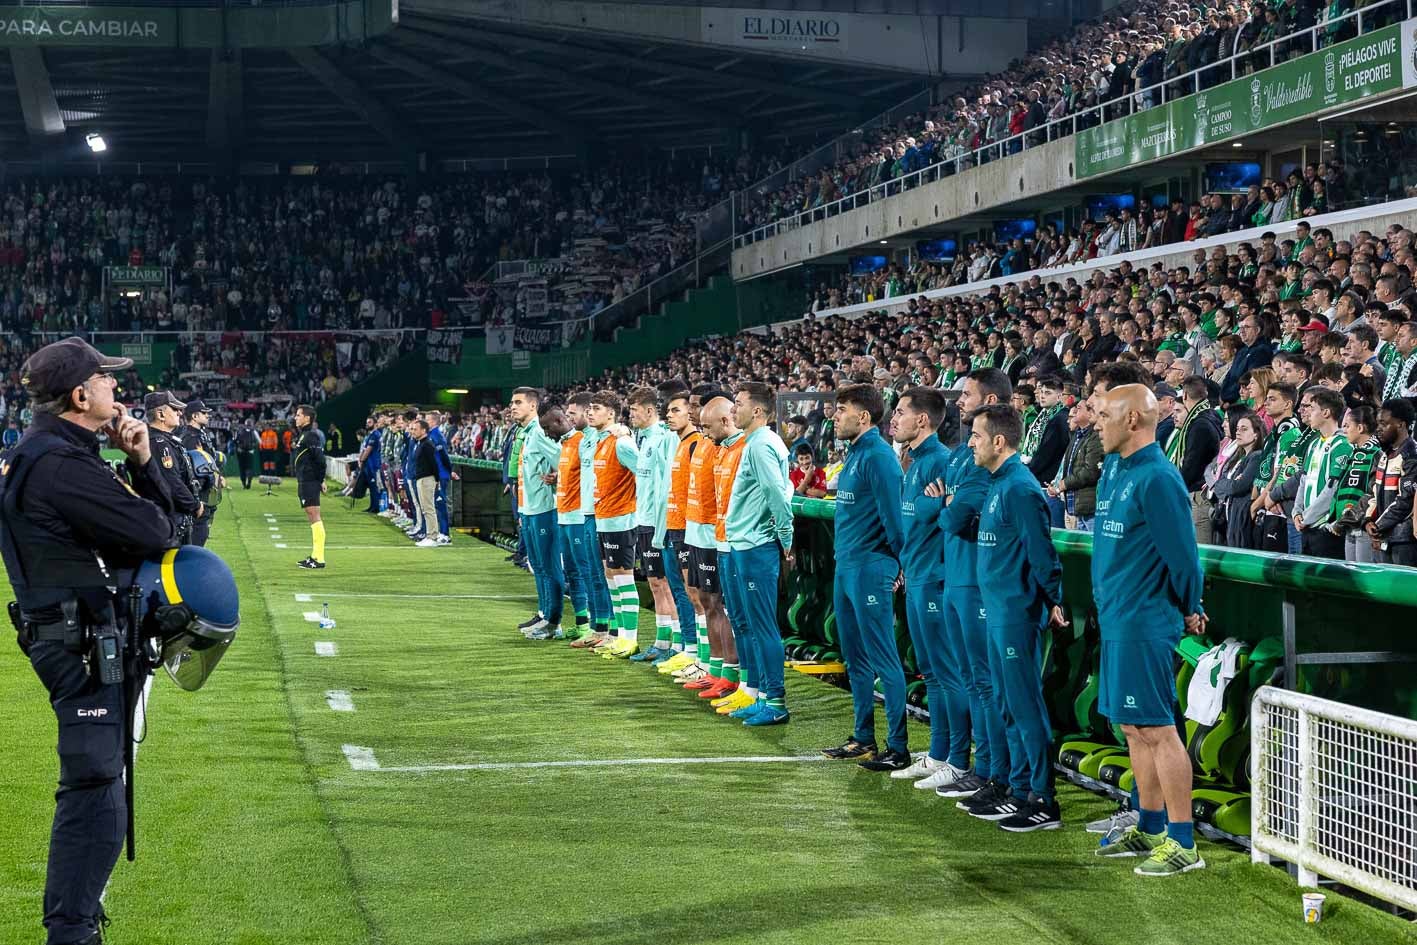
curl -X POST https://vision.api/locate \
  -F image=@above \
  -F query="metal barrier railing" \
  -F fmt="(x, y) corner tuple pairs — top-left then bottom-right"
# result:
(735, 0), (1414, 246)
(1251, 687), (1417, 912)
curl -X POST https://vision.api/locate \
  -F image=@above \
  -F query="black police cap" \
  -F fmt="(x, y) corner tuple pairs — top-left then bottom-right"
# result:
(144, 391), (187, 413)
(21, 337), (133, 399)
(185, 399), (209, 415)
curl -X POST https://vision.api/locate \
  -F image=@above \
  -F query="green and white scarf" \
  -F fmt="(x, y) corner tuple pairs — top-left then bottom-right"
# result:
(1332, 437), (1380, 528)
(1020, 402), (1063, 464)
(1172, 399), (1213, 468)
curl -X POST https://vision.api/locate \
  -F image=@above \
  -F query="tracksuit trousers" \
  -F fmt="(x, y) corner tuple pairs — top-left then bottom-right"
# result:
(944, 583), (1004, 782)
(904, 581), (969, 768)
(834, 554), (908, 753)
(727, 543), (785, 700)
(523, 510), (564, 625)
(987, 617), (1055, 802)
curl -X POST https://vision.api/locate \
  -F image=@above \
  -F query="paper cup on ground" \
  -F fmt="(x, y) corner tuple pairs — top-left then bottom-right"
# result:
(1302, 892), (1325, 923)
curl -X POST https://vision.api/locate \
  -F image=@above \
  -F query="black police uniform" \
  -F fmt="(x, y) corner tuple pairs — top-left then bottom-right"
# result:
(148, 425), (201, 544)
(234, 426), (259, 489)
(178, 424), (218, 547)
(0, 414), (178, 945)
(294, 426), (326, 508)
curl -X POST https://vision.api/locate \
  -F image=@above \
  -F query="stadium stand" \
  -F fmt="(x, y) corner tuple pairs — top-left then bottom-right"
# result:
(735, 0), (1403, 244)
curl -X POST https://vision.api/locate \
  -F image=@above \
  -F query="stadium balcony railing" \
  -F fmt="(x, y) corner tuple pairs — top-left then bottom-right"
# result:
(794, 193), (1417, 324)
(732, 0), (1415, 261)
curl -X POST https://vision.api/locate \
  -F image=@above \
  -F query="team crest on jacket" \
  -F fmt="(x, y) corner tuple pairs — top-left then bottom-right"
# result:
(162, 453), (174, 468)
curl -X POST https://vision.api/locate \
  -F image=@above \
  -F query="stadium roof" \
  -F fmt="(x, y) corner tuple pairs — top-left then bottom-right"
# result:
(0, 9), (955, 169)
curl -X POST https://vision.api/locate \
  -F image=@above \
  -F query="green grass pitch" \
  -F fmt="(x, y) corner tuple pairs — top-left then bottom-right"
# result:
(1, 485), (1411, 944)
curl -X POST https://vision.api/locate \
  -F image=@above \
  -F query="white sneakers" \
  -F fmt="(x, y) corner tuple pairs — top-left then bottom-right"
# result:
(415, 537), (442, 548)
(889, 753), (935, 780)
(914, 761), (971, 791)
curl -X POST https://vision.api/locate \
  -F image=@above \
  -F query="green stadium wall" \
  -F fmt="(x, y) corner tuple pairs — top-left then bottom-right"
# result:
(428, 269), (807, 399)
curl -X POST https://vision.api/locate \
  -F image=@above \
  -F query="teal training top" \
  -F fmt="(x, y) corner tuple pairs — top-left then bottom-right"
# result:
(976, 453), (1063, 628)
(578, 426), (600, 517)
(724, 426), (794, 552)
(517, 421), (560, 516)
(630, 421), (676, 533)
(1091, 443), (1205, 642)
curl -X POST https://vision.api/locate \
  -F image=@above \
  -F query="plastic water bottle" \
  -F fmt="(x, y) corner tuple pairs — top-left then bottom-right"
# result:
(319, 602), (336, 630)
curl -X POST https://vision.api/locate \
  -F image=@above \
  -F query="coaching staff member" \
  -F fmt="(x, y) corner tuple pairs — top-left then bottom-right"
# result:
(1092, 384), (1207, 877)
(293, 404), (327, 569)
(0, 337), (178, 945)
(144, 390), (201, 544)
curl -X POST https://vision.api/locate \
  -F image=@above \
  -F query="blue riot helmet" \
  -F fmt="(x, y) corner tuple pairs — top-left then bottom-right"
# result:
(133, 546), (239, 691)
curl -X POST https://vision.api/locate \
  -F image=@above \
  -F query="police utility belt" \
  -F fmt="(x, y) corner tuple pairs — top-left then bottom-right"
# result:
(10, 598), (126, 686)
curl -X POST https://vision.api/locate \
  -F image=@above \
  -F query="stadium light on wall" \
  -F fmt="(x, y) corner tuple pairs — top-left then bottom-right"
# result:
(86, 133), (107, 153)
(445, 388), (469, 394)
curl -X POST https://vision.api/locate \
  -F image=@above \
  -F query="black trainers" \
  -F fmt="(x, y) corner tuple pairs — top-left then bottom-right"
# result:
(297, 557), (326, 570)
(936, 770), (989, 798)
(999, 795), (1063, 833)
(858, 746), (912, 772)
(821, 738), (877, 761)
(969, 790), (1026, 822)
(955, 778), (1004, 812)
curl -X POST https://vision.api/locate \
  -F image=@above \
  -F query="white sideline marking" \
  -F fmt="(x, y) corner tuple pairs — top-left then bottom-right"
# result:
(305, 592), (535, 601)
(349, 755), (834, 774)
(303, 611), (323, 623)
(315, 642), (338, 656)
(271, 535), (284, 540)
(326, 690), (355, 712)
(274, 543), (288, 548)
(343, 745), (380, 770)
(268, 526), (279, 531)
(295, 593), (313, 602)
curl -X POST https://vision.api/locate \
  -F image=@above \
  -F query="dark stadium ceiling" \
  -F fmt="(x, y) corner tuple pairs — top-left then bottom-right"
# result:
(0, 8), (1031, 168)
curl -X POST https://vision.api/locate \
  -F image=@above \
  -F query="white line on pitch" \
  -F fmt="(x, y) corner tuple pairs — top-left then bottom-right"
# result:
(346, 754), (834, 774)
(295, 593), (312, 602)
(271, 535), (284, 540)
(303, 612), (324, 623)
(275, 543), (288, 548)
(326, 691), (355, 712)
(342, 745), (379, 770)
(302, 592), (536, 601)
(315, 642), (337, 656)
(268, 526), (279, 531)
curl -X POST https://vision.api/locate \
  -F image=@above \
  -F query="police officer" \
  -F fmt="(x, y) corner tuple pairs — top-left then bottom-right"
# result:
(0, 337), (179, 945)
(179, 399), (222, 547)
(144, 391), (201, 544)
(234, 418), (259, 489)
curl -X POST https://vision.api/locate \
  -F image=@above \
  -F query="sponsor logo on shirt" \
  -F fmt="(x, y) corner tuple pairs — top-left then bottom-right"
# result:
(901, 500), (915, 516)
(837, 490), (855, 503)
(1005, 646), (1018, 659)
(76, 708), (109, 719)
(1102, 519), (1126, 537)
(927, 601), (939, 612)
(978, 531), (997, 546)
(988, 495), (1000, 514)
(1119, 481), (1135, 503)
(1125, 695), (1138, 708)
(866, 595), (879, 606)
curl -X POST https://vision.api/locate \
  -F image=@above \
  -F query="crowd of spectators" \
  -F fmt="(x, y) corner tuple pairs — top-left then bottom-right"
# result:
(736, 0), (1400, 238)
(0, 155), (776, 345)
(565, 219), (1417, 564)
(835, 162), (1351, 305)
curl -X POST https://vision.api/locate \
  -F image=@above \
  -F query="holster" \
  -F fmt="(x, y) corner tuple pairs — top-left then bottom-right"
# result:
(11, 599), (87, 655)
